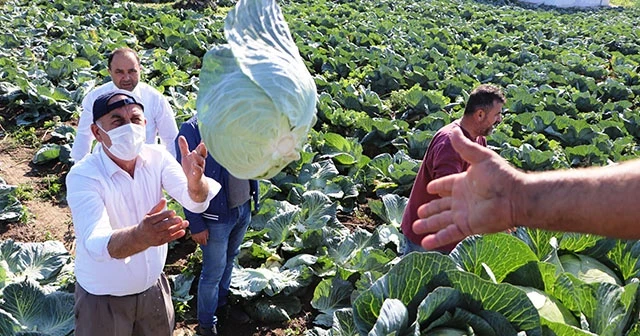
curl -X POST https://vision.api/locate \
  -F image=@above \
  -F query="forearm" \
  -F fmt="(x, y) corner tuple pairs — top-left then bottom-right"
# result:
(188, 178), (209, 203)
(107, 226), (149, 259)
(516, 161), (640, 239)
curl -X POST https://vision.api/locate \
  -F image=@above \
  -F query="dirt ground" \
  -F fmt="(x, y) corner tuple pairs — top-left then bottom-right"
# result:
(0, 134), (75, 251)
(0, 126), (315, 336)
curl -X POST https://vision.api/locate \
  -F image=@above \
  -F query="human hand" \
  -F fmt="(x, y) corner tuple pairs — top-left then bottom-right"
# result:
(178, 135), (207, 184)
(191, 229), (209, 246)
(412, 128), (521, 250)
(178, 135), (210, 202)
(136, 198), (189, 247)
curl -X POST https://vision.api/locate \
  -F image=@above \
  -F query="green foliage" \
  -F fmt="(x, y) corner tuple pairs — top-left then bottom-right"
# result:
(0, 240), (75, 335)
(610, 0), (640, 7)
(4, 0), (640, 333)
(8, 127), (40, 148)
(342, 231), (640, 335)
(36, 175), (65, 201)
(169, 273), (195, 320)
(0, 181), (28, 224)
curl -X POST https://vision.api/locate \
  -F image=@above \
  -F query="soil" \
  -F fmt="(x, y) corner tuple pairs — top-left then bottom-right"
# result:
(0, 123), (323, 336)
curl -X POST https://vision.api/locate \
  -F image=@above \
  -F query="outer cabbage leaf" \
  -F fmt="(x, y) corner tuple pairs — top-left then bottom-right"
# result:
(517, 286), (579, 326)
(331, 308), (359, 336)
(559, 254), (622, 285)
(353, 252), (542, 335)
(368, 299), (410, 336)
(244, 294), (301, 323)
(0, 239), (70, 288)
(0, 279), (74, 336)
(311, 277), (353, 327)
(197, 0), (317, 179)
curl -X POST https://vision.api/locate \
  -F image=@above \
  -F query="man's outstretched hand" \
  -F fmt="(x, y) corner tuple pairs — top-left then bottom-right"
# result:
(178, 135), (210, 202)
(412, 128), (521, 250)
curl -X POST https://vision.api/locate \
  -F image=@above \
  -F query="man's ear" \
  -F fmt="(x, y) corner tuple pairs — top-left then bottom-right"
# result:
(91, 124), (103, 142)
(475, 109), (485, 120)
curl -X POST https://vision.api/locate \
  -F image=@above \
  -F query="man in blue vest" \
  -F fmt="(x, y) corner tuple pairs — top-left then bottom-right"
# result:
(176, 115), (260, 336)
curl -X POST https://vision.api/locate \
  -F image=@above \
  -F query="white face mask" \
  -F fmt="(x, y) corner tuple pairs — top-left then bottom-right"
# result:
(98, 123), (146, 161)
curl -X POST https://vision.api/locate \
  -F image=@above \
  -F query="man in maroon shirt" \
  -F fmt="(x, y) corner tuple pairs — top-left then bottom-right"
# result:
(401, 84), (506, 253)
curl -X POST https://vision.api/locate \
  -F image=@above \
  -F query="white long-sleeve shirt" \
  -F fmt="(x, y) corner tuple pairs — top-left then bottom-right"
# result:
(71, 82), (179, 162)
(66, 144), (221, 296)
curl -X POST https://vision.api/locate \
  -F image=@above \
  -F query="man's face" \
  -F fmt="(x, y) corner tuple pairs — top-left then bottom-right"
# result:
(478, 101), (504, 136)
(108, 52), (140, 91)
(94, 95), (145, 148)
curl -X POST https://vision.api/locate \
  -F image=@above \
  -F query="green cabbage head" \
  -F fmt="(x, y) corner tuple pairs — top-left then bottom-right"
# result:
(559, 253), (622, 285)
(197, 0), (317, 179)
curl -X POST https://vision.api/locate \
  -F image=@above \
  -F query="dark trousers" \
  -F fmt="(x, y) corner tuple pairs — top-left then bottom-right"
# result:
(74, 273), (174, 336)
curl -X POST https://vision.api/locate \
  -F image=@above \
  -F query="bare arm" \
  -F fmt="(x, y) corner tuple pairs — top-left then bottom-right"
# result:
(516, 160), (640, 237)
(414, 127), (640, 250)
(107, 198), (189, 259)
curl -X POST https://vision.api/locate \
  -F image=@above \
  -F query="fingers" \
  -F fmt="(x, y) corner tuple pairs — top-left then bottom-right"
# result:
(421, 225), (466, 250)
(148, 198), (167, 215)
(450, 128), (494, 164)
(166, 219), (189, 243)
(190, 151), (205, 172)
(413, 198), (462, 250)
(426, 174), (459, 196)
(195, 141), (207, 158)
(178, 135), (190, 158)
(142, 216), (189, 246)
(179, 138), (206, 178)
(417, 197), (451, 219)
(145, 209), (176, 226)
(413, 209), (452, 235)
(166, 227), (187, 242)
(192, 233), (208, 246)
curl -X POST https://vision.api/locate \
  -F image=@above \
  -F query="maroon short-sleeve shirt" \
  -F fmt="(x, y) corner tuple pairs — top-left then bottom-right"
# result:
(401, 120), (487, 252)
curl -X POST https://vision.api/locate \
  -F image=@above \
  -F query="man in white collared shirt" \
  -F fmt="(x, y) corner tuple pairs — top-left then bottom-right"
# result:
(71, 47), (179, 162)
(66, 89), (221, 336)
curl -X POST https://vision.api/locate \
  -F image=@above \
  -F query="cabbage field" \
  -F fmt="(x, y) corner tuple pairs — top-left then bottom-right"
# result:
(2, 0), (640, 334)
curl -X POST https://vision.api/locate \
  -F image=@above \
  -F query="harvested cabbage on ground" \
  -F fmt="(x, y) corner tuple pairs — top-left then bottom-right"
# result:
(196, 0), (318, 180)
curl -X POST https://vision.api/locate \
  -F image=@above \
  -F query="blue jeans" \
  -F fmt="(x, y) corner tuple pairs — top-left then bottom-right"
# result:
(197, 201), (251, 328)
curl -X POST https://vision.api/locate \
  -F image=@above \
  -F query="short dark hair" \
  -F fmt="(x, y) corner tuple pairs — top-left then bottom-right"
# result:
(463, 84), (506, 116)
(107, 47), (140, 70)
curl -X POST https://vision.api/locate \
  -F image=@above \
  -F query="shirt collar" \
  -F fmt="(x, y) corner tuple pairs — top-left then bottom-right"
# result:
(454, 119), (479, 141)
(108, 82), (142, 99)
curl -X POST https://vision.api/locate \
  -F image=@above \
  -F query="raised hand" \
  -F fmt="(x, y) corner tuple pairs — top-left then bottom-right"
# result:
(177, 135), (210, 202)
(178, 135), (207, 183)
(412, 128), (521, 250)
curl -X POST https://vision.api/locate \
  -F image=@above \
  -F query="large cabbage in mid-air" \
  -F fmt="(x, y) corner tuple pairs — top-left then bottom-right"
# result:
(197, 0), (317, 179)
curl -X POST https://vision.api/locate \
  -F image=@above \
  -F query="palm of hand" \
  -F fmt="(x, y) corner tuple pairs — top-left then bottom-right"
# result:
(453, 158), (516, 237)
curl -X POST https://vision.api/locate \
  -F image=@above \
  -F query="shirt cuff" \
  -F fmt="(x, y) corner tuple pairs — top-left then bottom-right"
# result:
(85, 230), (114, 262)
(185, 177), (220, 213)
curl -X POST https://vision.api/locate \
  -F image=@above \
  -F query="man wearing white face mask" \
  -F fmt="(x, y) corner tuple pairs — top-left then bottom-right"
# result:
(66, 89), (222, 336)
